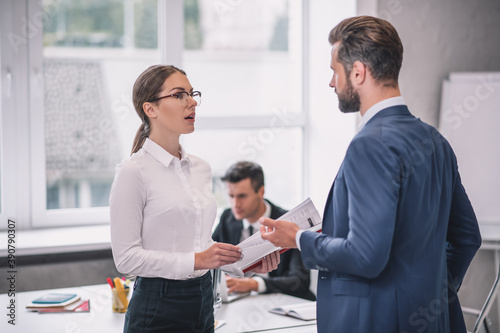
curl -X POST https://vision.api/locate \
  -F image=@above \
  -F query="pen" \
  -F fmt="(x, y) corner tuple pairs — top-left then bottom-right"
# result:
(114, 277), (129, 308)
(106, 277), (115, 290)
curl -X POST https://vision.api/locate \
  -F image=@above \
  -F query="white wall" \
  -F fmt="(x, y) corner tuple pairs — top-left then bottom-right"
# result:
(306, 0), (357, 213)
(439, 73), (500, 228)
(358, 0), (500, 127)
(305, 0), (357, 295)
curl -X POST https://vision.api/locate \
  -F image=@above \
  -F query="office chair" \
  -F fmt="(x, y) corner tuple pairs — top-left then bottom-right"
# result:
(462, 264), (500, 333)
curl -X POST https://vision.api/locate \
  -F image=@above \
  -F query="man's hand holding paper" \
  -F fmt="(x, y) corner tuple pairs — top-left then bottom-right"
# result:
(259, 218), (301, 249)
(219, 198), (321, 277)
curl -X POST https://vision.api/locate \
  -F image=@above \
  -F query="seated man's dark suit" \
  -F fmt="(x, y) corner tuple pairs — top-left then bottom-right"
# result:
(213, 199), (316, 301)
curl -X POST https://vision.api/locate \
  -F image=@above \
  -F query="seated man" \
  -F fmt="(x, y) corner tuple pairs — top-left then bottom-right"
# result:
(213, 161), (316, 301)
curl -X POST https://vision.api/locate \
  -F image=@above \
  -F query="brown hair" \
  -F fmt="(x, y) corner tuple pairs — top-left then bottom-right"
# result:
(221, 161), (264, 192)
(329, 16), (403, 87)
(130, 65), (187, 155)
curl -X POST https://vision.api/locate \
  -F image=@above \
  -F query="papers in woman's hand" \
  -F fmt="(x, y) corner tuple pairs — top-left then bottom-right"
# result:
(220, 198), (321, 277)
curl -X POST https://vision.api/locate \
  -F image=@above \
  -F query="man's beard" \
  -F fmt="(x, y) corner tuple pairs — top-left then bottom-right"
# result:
(337, 76), (360, 113)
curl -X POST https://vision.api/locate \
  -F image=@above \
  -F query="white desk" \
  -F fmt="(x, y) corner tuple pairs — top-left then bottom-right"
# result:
(0, 284), (316, 333)
(216, 292), (316, 333)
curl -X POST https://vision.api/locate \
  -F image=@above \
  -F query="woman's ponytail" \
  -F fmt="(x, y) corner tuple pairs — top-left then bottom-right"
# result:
(131, 120), (151, 155)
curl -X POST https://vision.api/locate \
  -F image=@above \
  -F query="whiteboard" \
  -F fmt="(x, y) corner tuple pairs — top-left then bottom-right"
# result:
(439, 72), (500, 226)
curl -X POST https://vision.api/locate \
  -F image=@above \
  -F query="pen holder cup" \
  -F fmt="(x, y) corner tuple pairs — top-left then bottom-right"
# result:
(111, 287), (130, 313)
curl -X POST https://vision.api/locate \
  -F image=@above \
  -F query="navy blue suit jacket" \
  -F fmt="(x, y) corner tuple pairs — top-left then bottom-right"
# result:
(300, 106), (481, 332)
(213, 200), (316, 301)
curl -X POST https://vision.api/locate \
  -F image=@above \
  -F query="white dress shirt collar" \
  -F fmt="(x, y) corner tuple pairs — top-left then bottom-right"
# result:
(243, 200), (272, 287)
(142, 138), (192, 168)
(358, 96), (406, 131)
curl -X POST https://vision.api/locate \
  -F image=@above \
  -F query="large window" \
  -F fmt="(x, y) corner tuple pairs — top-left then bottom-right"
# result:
(181, 0), (305, 209)
(1, 0), (307, 229)
(184, 0), (302, 117)
(30, 0), (160, 226)
(42, 0), (158, 210)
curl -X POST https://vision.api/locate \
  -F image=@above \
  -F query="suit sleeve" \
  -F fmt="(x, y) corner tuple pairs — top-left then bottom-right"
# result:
(262, 250), (315, 300)
(446, 171), (481, 289)
(212, 214), (224, 243)
(300, 136), (400, 279)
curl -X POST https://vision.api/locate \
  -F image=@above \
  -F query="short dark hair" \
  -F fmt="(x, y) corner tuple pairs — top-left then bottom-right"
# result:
(329, 16), (403, 87)
(221, 161), (264, 193)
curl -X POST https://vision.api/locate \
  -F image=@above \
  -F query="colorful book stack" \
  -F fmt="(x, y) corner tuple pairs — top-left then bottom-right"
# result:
(26, 293), (90, 313)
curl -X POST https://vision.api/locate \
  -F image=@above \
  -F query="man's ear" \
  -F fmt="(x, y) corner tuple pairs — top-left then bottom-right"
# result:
(142, 102), (158, 119)
(257, 185), (265, 198)
(351, 61), (367, 86)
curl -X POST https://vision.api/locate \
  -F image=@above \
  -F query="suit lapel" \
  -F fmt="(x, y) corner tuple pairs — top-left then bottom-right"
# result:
(229, 215), (244, 245)
(322, 177), (336, 236)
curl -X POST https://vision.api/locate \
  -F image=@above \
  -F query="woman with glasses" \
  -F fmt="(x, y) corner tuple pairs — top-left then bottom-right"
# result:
(110, 65), (279, 333)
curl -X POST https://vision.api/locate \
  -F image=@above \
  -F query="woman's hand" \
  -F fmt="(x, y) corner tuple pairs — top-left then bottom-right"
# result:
(195, 243), (242, 270)
(250, 250), (280, 274)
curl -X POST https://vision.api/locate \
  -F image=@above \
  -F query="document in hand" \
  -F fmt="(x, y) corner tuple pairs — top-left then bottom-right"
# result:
(269, 301), (317, 321)
(220, 198), (322, 277)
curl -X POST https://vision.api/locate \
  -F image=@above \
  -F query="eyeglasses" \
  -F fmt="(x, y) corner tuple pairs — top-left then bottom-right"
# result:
(149, 91), (201, 106)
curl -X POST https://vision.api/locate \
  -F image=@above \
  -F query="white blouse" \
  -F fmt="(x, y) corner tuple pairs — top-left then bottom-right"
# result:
(110, 138), (217, 280)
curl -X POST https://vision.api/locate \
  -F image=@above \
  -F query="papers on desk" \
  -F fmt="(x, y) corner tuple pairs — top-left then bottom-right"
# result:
(269, 301), (317, 321)
(221, 198), (322, 277)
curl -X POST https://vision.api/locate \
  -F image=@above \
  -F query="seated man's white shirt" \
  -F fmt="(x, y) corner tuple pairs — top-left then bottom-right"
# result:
(242, 200), (271, 293)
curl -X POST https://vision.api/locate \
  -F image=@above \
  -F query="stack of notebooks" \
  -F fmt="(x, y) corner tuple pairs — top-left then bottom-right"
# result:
(26, 293), (90, 313)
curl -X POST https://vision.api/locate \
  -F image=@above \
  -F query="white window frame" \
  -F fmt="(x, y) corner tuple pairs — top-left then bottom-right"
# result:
(0, 0), (309, 230)
(180, 0), (310, 203)
(1, 0), (32, 230)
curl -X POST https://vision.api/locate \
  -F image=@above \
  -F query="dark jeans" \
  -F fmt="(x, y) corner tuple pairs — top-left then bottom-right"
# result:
(124, 272), (214, 333)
